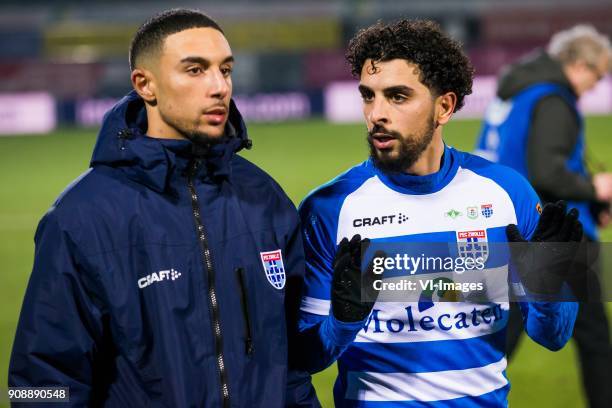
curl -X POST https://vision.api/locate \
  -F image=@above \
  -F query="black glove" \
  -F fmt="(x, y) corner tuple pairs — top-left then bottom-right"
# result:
(506, 201), (583, 296)
(331, 234), (381, 322)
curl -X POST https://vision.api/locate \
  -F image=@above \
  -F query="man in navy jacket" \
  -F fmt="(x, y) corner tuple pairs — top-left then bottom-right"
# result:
(9, 9), (316, 407)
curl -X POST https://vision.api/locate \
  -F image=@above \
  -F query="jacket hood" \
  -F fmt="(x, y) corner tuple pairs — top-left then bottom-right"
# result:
(497, 50), (575, 100)
(90, 90), (252, 193)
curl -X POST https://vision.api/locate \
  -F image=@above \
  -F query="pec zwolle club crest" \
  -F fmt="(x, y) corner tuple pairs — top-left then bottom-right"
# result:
(260, 249), (286, 289)
(456, 230), (489, 263)
(481, 203), (494, 218)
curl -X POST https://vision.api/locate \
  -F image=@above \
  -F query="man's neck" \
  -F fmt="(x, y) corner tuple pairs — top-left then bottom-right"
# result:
(404, 134), (445, 176)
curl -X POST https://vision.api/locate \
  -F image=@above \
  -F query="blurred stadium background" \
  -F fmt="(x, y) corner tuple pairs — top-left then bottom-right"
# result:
(1, 0), (611, 406)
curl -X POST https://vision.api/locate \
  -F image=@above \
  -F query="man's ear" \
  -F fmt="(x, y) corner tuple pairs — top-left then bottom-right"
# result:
(434, 92), (457, 126)
(131, 68), (157, 104)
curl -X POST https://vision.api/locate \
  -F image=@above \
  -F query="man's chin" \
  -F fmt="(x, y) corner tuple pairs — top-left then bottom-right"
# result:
(370, 148), (420, 174)
(374, 148), (399, 162)
(201, 124), (227, 138)
(183, 128), (226, 146)
(371, 154), (398, 171)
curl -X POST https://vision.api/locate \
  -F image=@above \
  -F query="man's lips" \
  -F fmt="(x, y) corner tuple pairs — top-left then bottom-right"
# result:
(370, 133), (397, 150)
(204, 107), (228, 125)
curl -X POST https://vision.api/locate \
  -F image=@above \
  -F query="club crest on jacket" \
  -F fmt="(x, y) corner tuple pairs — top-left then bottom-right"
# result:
(260, 249), (286, 289)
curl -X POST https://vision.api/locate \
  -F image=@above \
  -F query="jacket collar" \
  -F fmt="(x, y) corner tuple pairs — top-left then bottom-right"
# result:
(90, 91), (251, 194)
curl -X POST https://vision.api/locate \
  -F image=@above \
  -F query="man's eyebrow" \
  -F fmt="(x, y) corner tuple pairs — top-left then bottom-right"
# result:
(358, 84), (373, 94)
(357, 85), (414, 95)
(179, 56), (234, 65)
(383, 85), (414, 95)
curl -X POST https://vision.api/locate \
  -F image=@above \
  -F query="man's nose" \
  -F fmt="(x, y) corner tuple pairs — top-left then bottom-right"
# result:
(208, 69), (230, 99)
(368, 98), (389, 124)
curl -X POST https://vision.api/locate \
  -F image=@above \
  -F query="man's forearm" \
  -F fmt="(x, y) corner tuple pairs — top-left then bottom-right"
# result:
(292, 312), (365, 374)
(520, 301), (578, 351)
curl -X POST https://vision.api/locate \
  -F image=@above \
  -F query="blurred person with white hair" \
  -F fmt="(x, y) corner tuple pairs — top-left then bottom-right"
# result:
(476, 24), (612, 408)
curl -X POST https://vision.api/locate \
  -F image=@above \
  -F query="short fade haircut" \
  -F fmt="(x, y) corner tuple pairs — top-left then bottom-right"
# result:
(548, 24), (611, 69)
(346, 19), (474, 112)
(129, 8), (224, 71)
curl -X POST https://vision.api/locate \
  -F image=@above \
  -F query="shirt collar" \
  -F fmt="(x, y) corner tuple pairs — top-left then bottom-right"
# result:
(372, 144), (460, 195)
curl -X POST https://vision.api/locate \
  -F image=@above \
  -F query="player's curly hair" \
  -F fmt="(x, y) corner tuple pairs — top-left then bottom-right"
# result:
(346, 19), (474, 112)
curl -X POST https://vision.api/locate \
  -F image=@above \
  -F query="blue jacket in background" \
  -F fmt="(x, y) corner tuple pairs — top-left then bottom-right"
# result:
(9, 91), (316, 407)
(475, 82), (597, 239)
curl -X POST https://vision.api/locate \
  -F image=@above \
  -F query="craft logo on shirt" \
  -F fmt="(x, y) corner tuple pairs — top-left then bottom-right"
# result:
(260, 249), (286, 289)
(481, 204), (494, 218)
(352, 212), (409, 228)
(138, 268), (182, 289)
(536, 202), (542, 215)
(456, 229), (489, 262)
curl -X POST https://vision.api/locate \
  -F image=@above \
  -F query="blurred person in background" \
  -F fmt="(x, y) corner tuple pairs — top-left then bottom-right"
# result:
(294, 19), (584, 407)
(475, 24), (612, 408)
(8, 8), (317, 407)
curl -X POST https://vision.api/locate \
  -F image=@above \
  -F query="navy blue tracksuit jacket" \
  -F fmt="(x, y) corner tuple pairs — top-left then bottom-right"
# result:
(9, 91), (315, 407)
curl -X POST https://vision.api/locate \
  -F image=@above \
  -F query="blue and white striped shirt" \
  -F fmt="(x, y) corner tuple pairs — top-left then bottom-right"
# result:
(297, 145), (577, 407)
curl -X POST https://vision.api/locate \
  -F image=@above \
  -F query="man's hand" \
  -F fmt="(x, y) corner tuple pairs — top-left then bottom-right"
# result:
(506, 201), (584, 295)
(593, 172), (612, 202)
(331, 235), (380, 322)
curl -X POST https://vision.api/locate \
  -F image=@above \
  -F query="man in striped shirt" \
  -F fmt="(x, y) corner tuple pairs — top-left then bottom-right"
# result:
(294, 19), (581, 407)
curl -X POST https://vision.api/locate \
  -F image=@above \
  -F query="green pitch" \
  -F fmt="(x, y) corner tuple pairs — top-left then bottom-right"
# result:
(1, 117), (611, 407)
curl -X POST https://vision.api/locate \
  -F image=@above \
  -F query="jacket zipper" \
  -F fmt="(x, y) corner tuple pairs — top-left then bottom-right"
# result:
(236, 268), (255, 355)
(187, 159), (231, 408)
